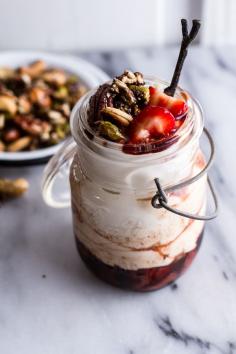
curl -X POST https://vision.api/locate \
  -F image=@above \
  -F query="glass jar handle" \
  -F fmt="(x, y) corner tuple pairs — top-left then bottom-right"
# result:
(42, 137), (77, 208)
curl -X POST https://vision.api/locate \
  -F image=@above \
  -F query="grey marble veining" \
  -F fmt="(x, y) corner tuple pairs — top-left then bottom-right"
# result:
(1, 47), (236, 354)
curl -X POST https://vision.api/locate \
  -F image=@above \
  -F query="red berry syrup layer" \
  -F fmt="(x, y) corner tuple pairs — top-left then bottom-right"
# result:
(75, 231), (203, 292)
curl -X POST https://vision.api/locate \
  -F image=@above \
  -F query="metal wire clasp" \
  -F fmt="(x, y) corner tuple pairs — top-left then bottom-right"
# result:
(151, 128), (218, 221)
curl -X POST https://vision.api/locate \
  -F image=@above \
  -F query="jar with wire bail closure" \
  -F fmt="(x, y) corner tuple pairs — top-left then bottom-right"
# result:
(42, 19), (218, 291)
(66, 77), (217, 291)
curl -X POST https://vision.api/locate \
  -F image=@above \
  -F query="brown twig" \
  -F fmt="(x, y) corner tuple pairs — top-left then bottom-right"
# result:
(164, 19), (201, 97)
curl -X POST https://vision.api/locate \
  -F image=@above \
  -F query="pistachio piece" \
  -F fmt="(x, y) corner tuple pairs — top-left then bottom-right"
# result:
(7, 136), (32, 152)
(40, 131), (50, 142)
(48, 110), (66, 125)
(18, 95), (32, 114)
(67, 75), (79, 84)
(99, 121), (124, 142)
(33, 79), (49, 90)
(102, 107), (133, 126)
(60, 103), (70, 117)
(69, 85), (87, 105)
(0, 67), (15, 80)
(129, 85), (150, 104)
(50, 132), (61, 145)
(20, 73), (32, 88)
(0, 178), (28, 199)
(19, 60), (46, 78)
(53, 86), (68, 99)
(55, 126), (66, 139)
(29, 87), (51, 108)
(0, 114), (5, 129)
(0, 140), (5, 151)
(42, 70), (67, 86)
(0, 95), (17, 116)
(28, 138), (39, 150)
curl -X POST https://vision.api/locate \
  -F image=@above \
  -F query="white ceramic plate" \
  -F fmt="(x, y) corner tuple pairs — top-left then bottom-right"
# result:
(0, 51), (109, 165)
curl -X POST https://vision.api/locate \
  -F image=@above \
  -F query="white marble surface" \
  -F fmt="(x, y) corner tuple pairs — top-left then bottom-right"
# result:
(1, 47), (236, 354)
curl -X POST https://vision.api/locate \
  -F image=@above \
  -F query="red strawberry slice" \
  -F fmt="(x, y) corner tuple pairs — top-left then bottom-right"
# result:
(129, 106), (175, 144)
(149, 87), (188, 118)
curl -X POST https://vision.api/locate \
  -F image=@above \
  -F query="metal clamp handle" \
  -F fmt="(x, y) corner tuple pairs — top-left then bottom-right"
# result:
(151, 128), (218, 221)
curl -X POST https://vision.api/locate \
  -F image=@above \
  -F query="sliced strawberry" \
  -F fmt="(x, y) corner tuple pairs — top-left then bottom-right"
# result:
(149, 86), (169, 107)
(149, 87), (188, 118)
(128, 106), (175, 144)
(170, 99), (188, 118)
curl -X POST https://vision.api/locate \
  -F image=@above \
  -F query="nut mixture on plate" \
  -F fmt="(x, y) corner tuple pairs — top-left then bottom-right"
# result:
(0, 60), (87, 152)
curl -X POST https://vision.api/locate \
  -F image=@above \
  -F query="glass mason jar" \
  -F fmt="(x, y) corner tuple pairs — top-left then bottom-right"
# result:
(42, 78), (217, 292)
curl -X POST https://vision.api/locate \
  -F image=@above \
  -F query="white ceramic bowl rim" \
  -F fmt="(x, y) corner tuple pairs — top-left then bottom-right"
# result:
(0, 51), (109, 162)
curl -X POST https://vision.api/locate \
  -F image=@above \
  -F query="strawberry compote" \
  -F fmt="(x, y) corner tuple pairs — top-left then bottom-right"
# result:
(69, 72), (207, 291)
(75, 231), (203, 291)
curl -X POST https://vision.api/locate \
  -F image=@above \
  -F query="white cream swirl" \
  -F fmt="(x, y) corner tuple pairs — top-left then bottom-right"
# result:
(70, 152), (206, 270)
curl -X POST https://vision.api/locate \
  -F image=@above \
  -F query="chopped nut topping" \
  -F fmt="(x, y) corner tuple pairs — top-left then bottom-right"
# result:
(111, 79), (136, 105)
(99, 121), (124, 142)
(117, 70), (144, 85)
(88, 70), (149, 142)
(129, 85), (150, 105)
(102, 107), (133, 126)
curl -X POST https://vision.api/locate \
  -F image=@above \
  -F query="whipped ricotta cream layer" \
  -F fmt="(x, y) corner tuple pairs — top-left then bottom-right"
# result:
(70, 151), (206, 270)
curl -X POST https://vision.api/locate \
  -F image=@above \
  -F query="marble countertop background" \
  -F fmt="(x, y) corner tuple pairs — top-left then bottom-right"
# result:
(0, 47), (236, 354)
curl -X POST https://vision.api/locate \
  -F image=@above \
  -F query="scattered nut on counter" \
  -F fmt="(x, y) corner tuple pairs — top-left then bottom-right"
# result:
(0, 178), (29, 200)
(0, 60), (87, 152)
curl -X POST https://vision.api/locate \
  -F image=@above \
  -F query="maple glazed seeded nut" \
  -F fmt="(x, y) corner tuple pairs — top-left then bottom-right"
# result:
(88, 70), (152, 142)
(101, 107), (133, 126)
